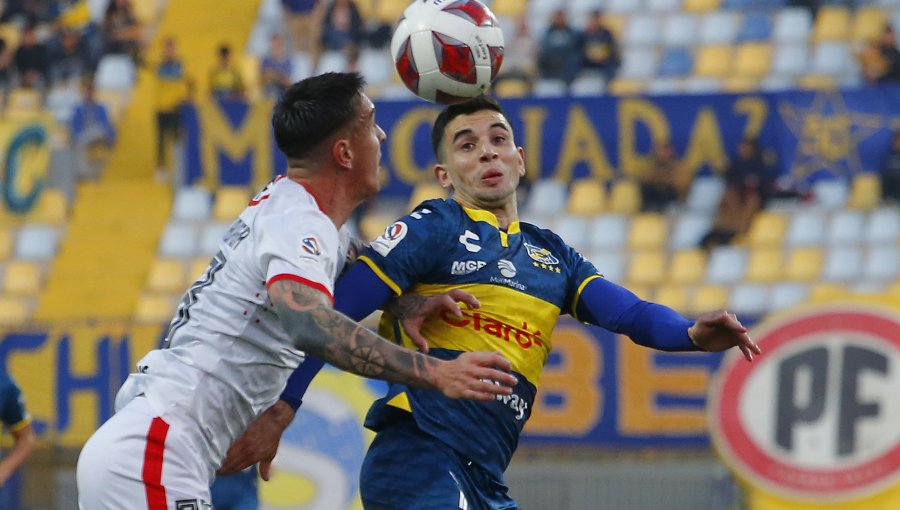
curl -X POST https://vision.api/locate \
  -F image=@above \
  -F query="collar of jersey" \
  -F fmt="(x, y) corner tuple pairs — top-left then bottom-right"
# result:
(460, 203), (521, 235)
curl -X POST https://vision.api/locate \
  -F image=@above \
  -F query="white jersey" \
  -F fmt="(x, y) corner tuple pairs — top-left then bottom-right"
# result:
(121, 176), (350, 480)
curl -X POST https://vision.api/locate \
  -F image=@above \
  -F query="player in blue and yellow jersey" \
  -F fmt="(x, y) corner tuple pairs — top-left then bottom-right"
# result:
(218, 95), (761, 509)
(0, 371), (35, 496)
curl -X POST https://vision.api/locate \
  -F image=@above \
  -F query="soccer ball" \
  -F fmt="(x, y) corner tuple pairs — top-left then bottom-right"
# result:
(390, 0), (504, 104)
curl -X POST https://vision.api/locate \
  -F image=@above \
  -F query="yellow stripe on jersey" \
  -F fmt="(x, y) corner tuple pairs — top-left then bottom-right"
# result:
(358, 255), (402, 295)
(386, 392), (412, 411)
(571, 274), (603, 322)
(9, 416), (31, 433)
(461, 206), (521, 248)
(380, 282), (560, 386)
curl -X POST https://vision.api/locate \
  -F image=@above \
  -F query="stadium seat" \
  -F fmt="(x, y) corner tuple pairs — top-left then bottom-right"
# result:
(607, 79), (646, 96)
(647, 78), (683, 95)
(407, 181), (448, 211)
(172, 186), (213, 222)
(524, 179), (568, 217)
(2, 261), (42, 296)
(290, 53), (315, 82)
(212, 186), (250, 221)
(863, 207), (900, 245)
(770, 43), (809, 78)
(552, 215), (590, 253)
(722, 0), (751, 9)
(662, 13), (699, 47)
(0, 229), (12, 261)
(623, 14), (662, 47)
(723, 76), (761, 93)
(608, 179), (642, 214)
(158, 223), (200, 259)
(654, 284), (690, 310)
(358, 211), (396, 242)
(695, 45), (733, 78)
(668, 248), (707, 285)
(670, 212), (713, 250)
(699, 11), (739, 45)
(821, 246), (863, 283)
(14, 225), (59, 260)
(734, 43), (772, 79)
(317, 50), (349, 74)
(809, 282), (846, 301)
(744, 247), (783, 283)
(770, 282), (810, 310)
(783, 247), (824, 282)
(797, 74), (838, 90)
(852, 7), (888, 44)
(0, 296), (30, 326)
(863, 245), (899, 281)
(532, 79), (568, 98)
(605, 0), (642, 14)
(772, 7), (813, 45)
(729, 283), (769, 316)
(690, 284), (729, 315)
(146, 258), (187, 295)
(26, 188), (68, 225)
(358, 49), (394, 88)
(135, 294), (178, 324)
(199, 222), (231, 256)
(683, 0), (722, 12)
(738, 13), (772, 42)
(811, 178), (849, 209)
(658, 47), (694, 78)
(846, 173), (882, 211)
(493, 77), (531, 98)
(705, 246), (748, 284)
(588, 249), (626, 283)
(567, 178), (607, 216)
(745, 210), (788, 247)
(587, 214), (629, 251)
(493, 0), (529, 19)
(627, 213), (667, 251)
(626, 250), (667, 286)
(188, 257), (212, 285)
(785, 209), (827, 246)
(827, 209), (865, 245)
(570, 73), (607, 96)
(685, 176), (725, 213)
(95, 54), (136, 91)
(619, 47), (660, 81)
(683, 77), (723, 94)
(647, 0), (682, 11)
(812, 6), (850, 42)
(810, 42), (854, 77)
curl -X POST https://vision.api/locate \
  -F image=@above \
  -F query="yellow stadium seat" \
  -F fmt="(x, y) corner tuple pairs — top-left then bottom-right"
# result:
(146, 258), (187, 295)
(622, 283), (651, 300)
(188, 257), (212, 285)
(241, 54), (261, 102)
(213, 186), (250, 221)
(695, 45), (733, 78)
(568, 178), (607, 216)
(26, 188), (68, 224)
(608, 179), (641, 214)
(654, 285), (690, 311)
(813, 6), (850, 42)
(798, 74), (838, 91)
(847, 173), (881, 211)
(809, 282), (846, 301)
(359, 211), (395, 242)
(886, 279), (900, 298)
(135, 294), (178, 324)
(690, 284), (728, 315)
(683, 0), (721, 12)
(784, 247), (824, 282)
(745, 211), (787, 247)
(491, 0), (527, 19)
(354, 0), (374, 20)
(7, 88), (42, 115)
(492, 78), (531, 98)
(375, 0), (409, 24)
(627, 213), (667, 251)
(734, 43), (772, 79)
(851, 7), (888, 44)
(2, 261), (42, 296)
(626, 250), (667, 287)
(132, 0), (159, 25)
(607, 79), (645, 97)
(669, 249), (706, 285)
(0, 229), (11, 261)
(722, 76), (759, 93)
(407, 181), (448, 211)
(744, 247), (783, 283)
(0, 296), (30, 326)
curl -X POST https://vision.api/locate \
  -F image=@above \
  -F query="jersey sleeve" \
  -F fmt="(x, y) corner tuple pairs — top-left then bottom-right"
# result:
(356, 202), (449, 295)
(561, 245), (604, 318)
(0, 375), (30, 430)
(258, 207), (340, 302)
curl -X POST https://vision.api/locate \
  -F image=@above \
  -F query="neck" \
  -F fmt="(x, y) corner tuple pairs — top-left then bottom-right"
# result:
(288, 174), (360, 229)
(454, 197), (518, 230)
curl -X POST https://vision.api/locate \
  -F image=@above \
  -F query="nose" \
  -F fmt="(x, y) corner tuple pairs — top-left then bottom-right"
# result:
(479, 143), (498, 161)
(377, 124), (386, 143)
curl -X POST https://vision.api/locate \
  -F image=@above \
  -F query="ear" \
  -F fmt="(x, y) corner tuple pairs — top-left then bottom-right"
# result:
(434, 164), (452, 188)
(516, 146), (526, 177)
(332, 138), (352, 170)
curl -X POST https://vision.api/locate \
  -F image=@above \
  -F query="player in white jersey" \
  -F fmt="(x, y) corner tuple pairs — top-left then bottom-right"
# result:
(76, 72), (518, 510)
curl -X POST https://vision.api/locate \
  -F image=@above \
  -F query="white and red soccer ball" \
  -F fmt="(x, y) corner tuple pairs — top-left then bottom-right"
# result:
(390, 0), (505, 104)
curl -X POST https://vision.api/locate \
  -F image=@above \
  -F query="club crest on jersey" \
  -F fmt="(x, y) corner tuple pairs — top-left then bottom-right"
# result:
(372, 221), (408, 256)
(524, 242), (558, 265)
(301, 236), (321, 256)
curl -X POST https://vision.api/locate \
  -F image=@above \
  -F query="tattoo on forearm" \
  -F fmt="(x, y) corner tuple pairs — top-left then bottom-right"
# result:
(386, 293), (427, 319)
(270, 281), (439, 388)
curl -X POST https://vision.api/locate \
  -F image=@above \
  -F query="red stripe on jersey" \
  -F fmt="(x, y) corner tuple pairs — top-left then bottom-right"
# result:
(267, 274), (335, 304)
(143, 417), (170, 509)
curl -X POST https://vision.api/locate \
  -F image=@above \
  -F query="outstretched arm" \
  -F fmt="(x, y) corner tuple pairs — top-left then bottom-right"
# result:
(0, 422), (35, 487)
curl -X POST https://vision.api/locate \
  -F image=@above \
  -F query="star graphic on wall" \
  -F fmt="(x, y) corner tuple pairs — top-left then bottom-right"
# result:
(778, 91), (883, 180)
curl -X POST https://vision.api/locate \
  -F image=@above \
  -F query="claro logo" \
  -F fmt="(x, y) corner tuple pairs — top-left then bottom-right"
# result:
(439, 310), (544, 349)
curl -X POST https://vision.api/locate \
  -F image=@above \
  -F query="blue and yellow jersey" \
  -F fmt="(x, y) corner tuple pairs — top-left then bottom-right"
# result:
(0, 372), (31, 438)
(360, 199), (600, 478)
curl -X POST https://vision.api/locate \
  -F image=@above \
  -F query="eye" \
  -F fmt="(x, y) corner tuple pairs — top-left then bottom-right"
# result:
(460, 142), (475, 151)
(494, 135), (507, 144)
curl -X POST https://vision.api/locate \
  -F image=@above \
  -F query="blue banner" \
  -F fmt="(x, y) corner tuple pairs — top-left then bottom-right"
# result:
(181, 86), (900, 196)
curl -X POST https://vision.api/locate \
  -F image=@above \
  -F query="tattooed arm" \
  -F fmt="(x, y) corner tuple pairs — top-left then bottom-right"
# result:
(385, 288), (481, 353)
(268, 279), (516, 398)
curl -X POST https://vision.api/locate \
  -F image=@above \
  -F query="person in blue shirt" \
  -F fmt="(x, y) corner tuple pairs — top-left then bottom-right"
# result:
(69, 78), (116, 180)
(0, 371), (36, 494)
(220, 95), (761, 509)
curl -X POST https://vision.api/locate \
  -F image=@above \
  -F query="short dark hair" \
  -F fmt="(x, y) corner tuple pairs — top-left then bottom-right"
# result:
(431, 95), (506, 161)
(272, 72), (366, 160)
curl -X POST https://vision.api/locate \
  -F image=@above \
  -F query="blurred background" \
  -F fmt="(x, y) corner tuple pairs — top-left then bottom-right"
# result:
(0, 0), (899, 509)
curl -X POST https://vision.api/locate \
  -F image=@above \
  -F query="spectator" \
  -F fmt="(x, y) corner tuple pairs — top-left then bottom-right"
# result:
(493, 16), (538, 91)
(282, 0), (321, 56)
(102, 0), (142, 63)
(211, 465), (259, 510)
(880, 130), (900, 203)
(876, 25), (900, 83)
(260, 33), (293, 100)
(538, 9), (582, 86)
(640, 141), (685, 213)
(208, 43), (245, 101)
(0, 36), (13, 97)
(69, 78), (116, 180)
(320, 0), (363, 66)
(700, 137), (771, 251)
(0, 370), (37, 499)
(154, 36), (190, 183)
(14, 23), (50, 91)
(49, 28), (91, 86)
(580, 10), (620, 83)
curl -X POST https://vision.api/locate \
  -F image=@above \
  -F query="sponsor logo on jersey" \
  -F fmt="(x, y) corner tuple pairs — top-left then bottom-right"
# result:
(440, 310), (544, 350)
(451, 260), (487, 275)
(371, 221), (408, 256)
(489, 276), (526, 291)
(498, 259), (516, 278)
(458, 230), (482, 253)
(524, 242), (559, 265)
(301, 236), (321, 256)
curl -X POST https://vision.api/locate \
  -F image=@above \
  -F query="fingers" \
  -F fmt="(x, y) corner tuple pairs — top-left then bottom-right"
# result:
(259, 460), (272, 482)
(445, 288), (480, 310)
(406, 329), (430, 353)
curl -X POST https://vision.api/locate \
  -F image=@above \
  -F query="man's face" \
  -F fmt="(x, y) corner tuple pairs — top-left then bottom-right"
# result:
(436, 109), (526, 210)
(348, 94), (386, 200)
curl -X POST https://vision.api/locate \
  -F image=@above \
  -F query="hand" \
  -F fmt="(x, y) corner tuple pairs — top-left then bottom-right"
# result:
(434, 351), (517, 401)
(217, 400), (296, 481)
(395, 289), (480, 353)
(688, 310), (761, 362)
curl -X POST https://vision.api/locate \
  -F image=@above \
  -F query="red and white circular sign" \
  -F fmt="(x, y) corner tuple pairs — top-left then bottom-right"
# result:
(709, 304), (900, 502)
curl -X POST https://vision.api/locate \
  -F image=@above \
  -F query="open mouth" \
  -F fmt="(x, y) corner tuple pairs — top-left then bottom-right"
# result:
(481, 169), (503, 185)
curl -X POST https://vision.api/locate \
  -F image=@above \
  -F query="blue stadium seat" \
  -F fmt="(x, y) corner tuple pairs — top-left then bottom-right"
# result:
(662, 13), (700, 47)
(722, 0), (752, 9)
(659, 47), (694, 77)
(737, 13), (772, 41)
(773, 7), (813, 45)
